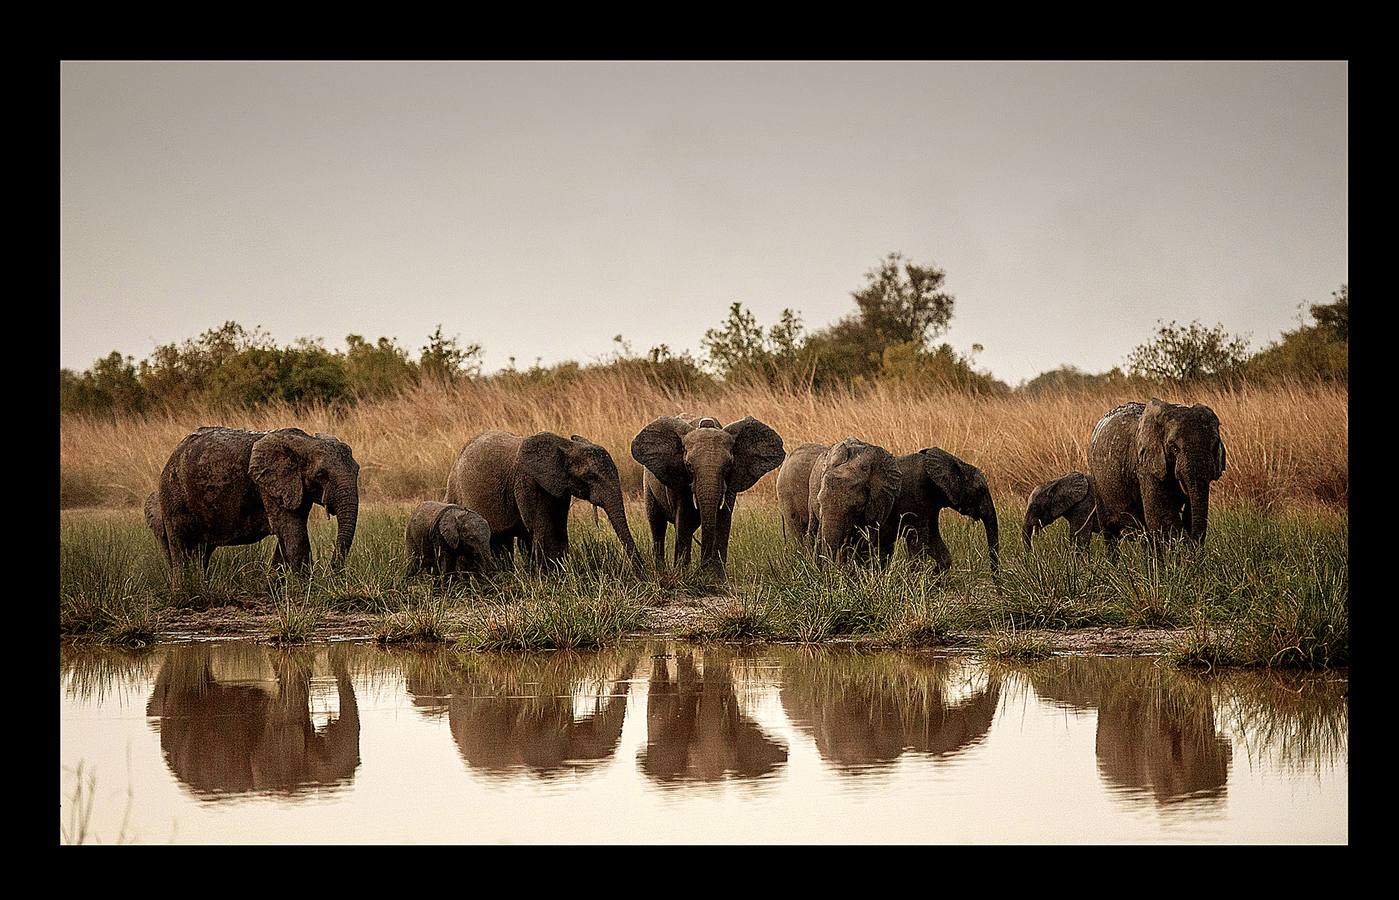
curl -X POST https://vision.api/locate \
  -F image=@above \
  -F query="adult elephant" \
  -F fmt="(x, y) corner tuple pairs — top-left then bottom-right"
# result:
(798, 438), (902, 563)
(775, 442), (832, 548)
(881, 448), (1000, 574)
(1088, 399), (1227, 560)
(631, 415), (785, 575)
(445, 431), (644, 571)
(156, 426), (360, 583)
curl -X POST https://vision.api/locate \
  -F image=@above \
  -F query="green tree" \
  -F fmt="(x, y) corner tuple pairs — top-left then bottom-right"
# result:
(1126, 321), (1250, 382)
(1246, 285), (1348, 382)
(344, 334), (418, 398)
(419, 325), (483, 384)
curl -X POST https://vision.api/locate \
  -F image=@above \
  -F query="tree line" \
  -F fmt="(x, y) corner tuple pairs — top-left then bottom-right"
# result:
(60, 254), (1348, 417)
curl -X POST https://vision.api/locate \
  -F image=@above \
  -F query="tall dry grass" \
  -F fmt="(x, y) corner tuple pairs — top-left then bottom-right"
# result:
(60, 372), (1347, 513)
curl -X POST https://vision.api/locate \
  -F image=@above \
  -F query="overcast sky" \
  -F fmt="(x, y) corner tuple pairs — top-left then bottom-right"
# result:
(60, 60), (1347, 384)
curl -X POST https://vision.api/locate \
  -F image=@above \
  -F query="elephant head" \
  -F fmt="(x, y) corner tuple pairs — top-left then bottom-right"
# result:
(436, 505), (494, 574)
(814, 438), (902, 559)
(248, 429), (361, 568)
(631, 415), (785, 565)
(1136, 399), (1226, 541)
(913, 448), (1000, 572)
(1023, 472), (1095, 552)
(518, 432), (644, 570)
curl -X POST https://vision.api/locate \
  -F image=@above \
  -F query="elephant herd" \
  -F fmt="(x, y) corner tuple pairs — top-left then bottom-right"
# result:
(144, 398), (1227, 583)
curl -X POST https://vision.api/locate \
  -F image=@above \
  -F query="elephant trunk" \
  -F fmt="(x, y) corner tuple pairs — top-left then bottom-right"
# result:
(1187, 480), (1210, 543)
(980, 494), (1001, 572)
(332, 480), (358, 570)
(598, 487), (645, 573)
(1022, 519), (1036, 554)
(695, 472), (726, 569)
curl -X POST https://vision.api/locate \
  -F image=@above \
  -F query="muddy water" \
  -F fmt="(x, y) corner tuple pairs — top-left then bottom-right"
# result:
(59, 642), (1347, 844)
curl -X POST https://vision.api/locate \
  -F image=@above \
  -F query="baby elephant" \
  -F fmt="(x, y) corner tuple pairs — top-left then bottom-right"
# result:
(1023, 472), (1101, 552)
(405, 501), (494, 578)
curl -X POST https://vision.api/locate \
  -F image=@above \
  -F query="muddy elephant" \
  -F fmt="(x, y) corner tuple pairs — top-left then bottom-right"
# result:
(145, 644), (361, 797)
(1023, 472), (1102, 553)
(631, 415), (785, 575)
(404, 501), (494, 578)
(444, 430), (644, 571)
(156, 427), (360, 583)
(781, 438), (902, 563)
(1088, 399), (1227, 560)
(881, 448), (1000, 573)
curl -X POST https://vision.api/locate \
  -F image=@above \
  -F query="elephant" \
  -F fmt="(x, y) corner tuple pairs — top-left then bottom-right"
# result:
(631, 415), (785, 575)
(155, 426), (360, 583)
(775, 442), (832, 547)
(1087, 399), (1227, 560)
(781, 438), (901, 563)
(145, 644), (361, 797)
(881, 448), (1000, 573)
(1022, 472), (1102, 553)
(404, 501), (494, 578)
(444, 430), (644, 571)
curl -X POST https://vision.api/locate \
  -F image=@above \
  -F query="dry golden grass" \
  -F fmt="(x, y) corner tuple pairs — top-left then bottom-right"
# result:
(60, 373), (1347, 514)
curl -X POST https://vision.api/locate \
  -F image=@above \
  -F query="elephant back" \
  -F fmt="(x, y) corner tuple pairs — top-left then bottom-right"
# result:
(446, 431), (525, 534)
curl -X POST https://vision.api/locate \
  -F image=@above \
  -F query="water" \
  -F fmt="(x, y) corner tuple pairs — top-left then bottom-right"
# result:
(59, 642), (1347, 844)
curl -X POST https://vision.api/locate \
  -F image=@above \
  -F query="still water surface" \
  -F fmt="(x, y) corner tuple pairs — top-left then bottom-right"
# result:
(59, 641), (1347, 843)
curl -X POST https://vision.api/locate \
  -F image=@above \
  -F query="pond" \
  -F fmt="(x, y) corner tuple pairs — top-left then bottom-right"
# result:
(59, 641), (1347, 843)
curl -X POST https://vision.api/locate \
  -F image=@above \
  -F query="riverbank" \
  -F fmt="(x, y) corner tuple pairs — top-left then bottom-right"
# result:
(59, 500), (1347, 668)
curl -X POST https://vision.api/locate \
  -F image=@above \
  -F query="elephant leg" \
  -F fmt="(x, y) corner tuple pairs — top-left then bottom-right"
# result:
(674, 512), (698, 569)
(523, 503), (569, 568)
(405, 555), (423, 578)
(710, 507), (734, 576)
(1104, 526), (1122, 566)
(928, 522), (952, 575)
(646, 490), (670, 571)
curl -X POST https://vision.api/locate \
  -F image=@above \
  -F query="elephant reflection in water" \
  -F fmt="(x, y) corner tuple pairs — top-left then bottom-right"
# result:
(402, 649), (640, 779)
(145, 644), (360, 798)
(638, 647), (788, 784)
(1030, 658), (1231, 805)
(777, 650), (1001, 772)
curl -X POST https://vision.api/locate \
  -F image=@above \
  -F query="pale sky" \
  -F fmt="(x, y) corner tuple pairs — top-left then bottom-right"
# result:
(60, 60), (1347, 384)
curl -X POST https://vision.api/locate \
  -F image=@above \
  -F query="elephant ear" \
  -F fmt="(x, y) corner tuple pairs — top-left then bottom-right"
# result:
(249, 432), (306, 511)
(1137, 398), (1170, 479)
(519, 432), (575, 498)
(725, 416), (785, 493)
(631, 417), (692, 489)
(865, 450), (902, 525)
(1031, 472), (1091, 523)
(920, 448), (969, 506)
(826, 439), (857, 468)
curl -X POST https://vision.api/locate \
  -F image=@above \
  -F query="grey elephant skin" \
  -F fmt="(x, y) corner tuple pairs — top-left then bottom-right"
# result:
(404, 501), (494, 578)
(631, 415), (785, 575)
(882, 448), (1000, 573)
(1087, 399), (1227, 559)
(444, 431), (643, 570)
(1023, 472), (1102, 552)
(776, 438), (901, 562)
(155, 426), (360, 581)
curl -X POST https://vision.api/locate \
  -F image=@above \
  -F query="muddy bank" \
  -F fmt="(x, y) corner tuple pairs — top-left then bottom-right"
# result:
(100, 598), (1189, 655)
